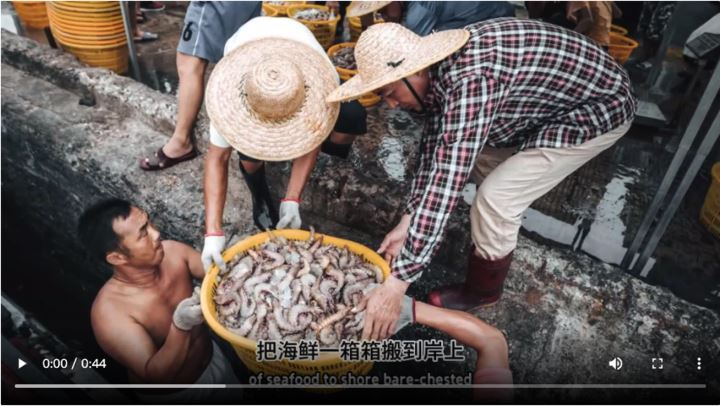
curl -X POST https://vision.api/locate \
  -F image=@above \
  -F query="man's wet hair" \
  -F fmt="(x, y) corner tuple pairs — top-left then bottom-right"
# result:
(77, 198), (132, 263)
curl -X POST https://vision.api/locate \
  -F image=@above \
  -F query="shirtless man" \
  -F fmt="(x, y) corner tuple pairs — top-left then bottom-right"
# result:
(77, 199), (236, 399)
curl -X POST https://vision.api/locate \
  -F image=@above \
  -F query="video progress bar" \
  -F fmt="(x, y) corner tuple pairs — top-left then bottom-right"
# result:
(15, 384), (707, 389)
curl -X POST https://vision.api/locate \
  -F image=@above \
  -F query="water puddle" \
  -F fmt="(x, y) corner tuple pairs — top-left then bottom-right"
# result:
(376, 136), (406, 182)
(521, 166), (656, 274)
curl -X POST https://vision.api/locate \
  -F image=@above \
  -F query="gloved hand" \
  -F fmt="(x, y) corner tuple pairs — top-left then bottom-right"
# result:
(276, 199), (301, 229)
(173, 287), (204, 331)
(201, 234), (226, 273)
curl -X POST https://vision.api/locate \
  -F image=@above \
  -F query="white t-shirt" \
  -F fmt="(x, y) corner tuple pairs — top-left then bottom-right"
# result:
(209, 16), (339, 148)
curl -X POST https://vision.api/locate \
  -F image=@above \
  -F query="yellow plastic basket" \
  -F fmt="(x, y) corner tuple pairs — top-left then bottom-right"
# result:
(327, 42), (382, 108)
(327, 42), (358, 80)
(608, 32), (639, 65)
(358, 92), (382, 108)
(59, 42), (128, 73)
(50, 25), (125, 44)
(262, 4), (279, 17)
(49, 0), (120, 12)
(12, 1), (49, 29)
(201, 229), (390, 379)
(348, 13), (383, 43)
(46, 1), (127, 73)
(700, 162), (720, 239)
(263, 1), (306, 17)
(288, 4), (339, 50)
(610, 24), (629, 35)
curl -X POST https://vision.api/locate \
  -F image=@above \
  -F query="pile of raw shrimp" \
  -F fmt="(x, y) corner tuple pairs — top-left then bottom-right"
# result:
(331, 45), (357, 70)
(213, 229), (383, 347)
(292, 8), (335, 21)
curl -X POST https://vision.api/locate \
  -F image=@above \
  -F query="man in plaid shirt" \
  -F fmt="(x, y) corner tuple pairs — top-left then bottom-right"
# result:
(328, 18), (636, 340)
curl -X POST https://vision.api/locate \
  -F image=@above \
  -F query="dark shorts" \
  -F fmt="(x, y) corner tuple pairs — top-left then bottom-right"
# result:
(238, 100), (367, 162)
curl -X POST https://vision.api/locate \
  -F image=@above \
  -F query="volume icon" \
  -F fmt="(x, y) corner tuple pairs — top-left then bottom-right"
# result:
(609, 357), (623, 370)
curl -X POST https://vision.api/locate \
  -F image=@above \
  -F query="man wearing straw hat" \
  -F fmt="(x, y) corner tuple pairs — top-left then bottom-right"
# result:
(201, 16), (366, 273)
(329, 19), (636, 339)
(346, 1), (515, 35)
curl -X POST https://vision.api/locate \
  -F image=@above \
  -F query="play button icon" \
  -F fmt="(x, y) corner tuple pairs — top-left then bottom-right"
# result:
(18, 359), (26, 369)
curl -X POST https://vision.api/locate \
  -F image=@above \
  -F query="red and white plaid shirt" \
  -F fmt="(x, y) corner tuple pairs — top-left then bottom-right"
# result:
(393, 18), (637, 282)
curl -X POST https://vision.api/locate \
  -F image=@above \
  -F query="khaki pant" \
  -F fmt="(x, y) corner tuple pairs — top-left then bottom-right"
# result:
(470, 121), (632, 260)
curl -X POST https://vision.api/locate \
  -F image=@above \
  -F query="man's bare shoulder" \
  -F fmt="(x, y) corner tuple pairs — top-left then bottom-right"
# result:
(161, 240), (204, 280)
(161, 240), (194, 258)
(91, 281), (133, 325)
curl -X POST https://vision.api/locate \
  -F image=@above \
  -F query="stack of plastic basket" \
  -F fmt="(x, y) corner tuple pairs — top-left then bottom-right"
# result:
(262, 1), (306, 17)
(46, 1), (128, 74)
(288, 4), (339, 50)
(607, 25), (639, 65)
(12, 1), (49, 29)
(327, 42), (381, 107)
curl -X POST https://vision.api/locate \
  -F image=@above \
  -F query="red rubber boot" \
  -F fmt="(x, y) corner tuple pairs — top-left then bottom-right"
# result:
(428, 249), (513, 310)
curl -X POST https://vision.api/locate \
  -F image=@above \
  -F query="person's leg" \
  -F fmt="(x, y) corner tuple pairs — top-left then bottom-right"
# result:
(431, 122), (632, 310)
(240, 160), (264, 175)
(238, 155), (278, 230)
(128, 1), (157, 42)
(139, 52), (206, 170)
(427, 146), (514, 309)
(321, 100), (367, 159)
(471, 122), (631, 260)
(168, 52), (207, 156)
(140, 1), (165, 12)
(128, 1), (138, 34)
(338, 1), (349, 36)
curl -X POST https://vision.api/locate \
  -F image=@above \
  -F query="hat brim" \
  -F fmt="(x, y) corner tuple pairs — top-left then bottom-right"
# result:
(346, 1), (391, 18)
(326, 29), (470, 103)
(206, 38), (340, 162)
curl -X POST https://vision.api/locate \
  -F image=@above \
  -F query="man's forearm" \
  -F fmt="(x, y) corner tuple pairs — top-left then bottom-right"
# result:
(285, 148), (319, 200)
(144, 325), (193, 382)
(204, 148), (230, 233)
(414, 302), (508, 369)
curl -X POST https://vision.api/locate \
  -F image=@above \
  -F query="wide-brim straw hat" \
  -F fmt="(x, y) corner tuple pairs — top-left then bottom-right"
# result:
(206, 38), (339, 162)
(346, 1), (391, 18)
(326, 23), (470, 103)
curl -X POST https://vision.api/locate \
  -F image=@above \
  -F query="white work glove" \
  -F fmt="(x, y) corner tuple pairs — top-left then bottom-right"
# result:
(173, 287), (204, 331)
(201, 234), (226, 273)
(276, 199), (301, 229)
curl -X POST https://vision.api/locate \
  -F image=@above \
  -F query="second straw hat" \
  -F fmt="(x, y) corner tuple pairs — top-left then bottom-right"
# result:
(205, 37), (339, 162)
(346, 1), (391, 18)
(327, 23), (469, 103)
